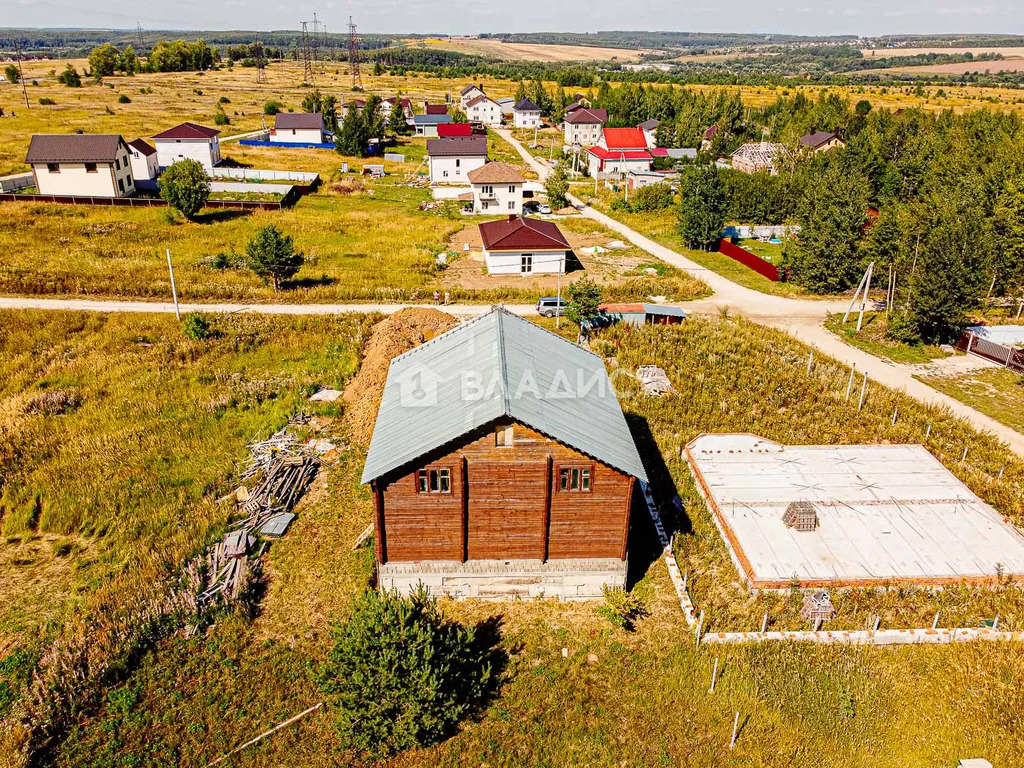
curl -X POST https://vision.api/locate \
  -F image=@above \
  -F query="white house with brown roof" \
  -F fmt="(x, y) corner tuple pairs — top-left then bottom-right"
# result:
(272, 113), (328, 143)
(465, 95), (503, 126)
(467, 162), (524, 215)
(459, 84), (486, 110)
(479, 215), (572, 275)
(427, 136), (488, 184)
(128, 138), (158, 181)
(513, 98), (541, 128)
(563, 107), (607, 146)
(152, 122), (222, 171)
(27, 134), (136, 198)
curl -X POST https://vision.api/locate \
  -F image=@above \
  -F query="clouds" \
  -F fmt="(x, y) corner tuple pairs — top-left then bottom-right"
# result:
(3, 0), (1023, 36)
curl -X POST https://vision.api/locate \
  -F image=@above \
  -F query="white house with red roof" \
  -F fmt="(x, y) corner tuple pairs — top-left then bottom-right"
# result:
(586, 127), (653, 177)
(479, 215), (572, 275)
(152, 122), (222, 171)
(127, 138), (158, 181)
(465, 94), (503, 126)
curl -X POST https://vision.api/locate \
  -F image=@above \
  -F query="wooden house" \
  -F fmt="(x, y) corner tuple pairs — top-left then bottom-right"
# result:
(361, 307), (648, 600)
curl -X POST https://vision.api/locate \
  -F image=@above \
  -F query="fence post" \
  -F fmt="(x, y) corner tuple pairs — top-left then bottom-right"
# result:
(846, 364), (856, 401)
(858, 373), (868, 411)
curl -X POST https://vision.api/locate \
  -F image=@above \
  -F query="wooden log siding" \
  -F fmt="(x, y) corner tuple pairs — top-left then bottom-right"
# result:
(376, 422), (634, 564)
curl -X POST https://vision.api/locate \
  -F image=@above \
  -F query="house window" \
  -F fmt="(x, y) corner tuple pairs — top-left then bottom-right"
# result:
(559, 467), (592, 492)
(417, 468), (452, 494)
(508, 201), (514, 210)
(46, 163), (60, 173)
(482, 185), (493, 195)
(117, 178), (124, 193)
(115, 158), (120, 170)
(455, 159), (460, 168)
(495, 425), (513, 446)
(443, 170), (449, 178)
(85, 162), (97, 173)
(521, 254), (533, 274)
(508, 185), (515, 193)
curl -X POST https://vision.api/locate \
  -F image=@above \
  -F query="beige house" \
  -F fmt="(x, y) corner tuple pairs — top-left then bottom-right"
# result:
(465, 95), (503, 126)
(27, 134), (135, 197)
(466, 162), (524, 215)
(562, 107), (607, 146)
(800, 129), (846, 153)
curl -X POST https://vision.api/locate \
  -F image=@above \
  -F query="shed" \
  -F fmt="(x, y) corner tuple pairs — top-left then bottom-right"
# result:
(598, 303), (687, 327)
(362, 306), (648, 600)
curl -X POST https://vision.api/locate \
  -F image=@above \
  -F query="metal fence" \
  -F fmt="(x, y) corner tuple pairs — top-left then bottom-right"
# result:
(958, 331), (1024, 374)
(0, 192), (293, 211)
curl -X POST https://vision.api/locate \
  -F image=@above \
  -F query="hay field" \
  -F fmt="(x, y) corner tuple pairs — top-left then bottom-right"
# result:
(414, 37), (656, 62)
(862, 60), (1024, 76)
(861, 46), (1024, 59)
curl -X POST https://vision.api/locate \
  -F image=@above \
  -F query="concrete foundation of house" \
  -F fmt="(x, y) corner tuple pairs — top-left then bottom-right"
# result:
(378, 558), (627, 600)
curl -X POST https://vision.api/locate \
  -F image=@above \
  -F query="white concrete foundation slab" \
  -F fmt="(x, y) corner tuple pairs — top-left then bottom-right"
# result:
(378, 558), (627, 600)
(686, 434), (1024, 590)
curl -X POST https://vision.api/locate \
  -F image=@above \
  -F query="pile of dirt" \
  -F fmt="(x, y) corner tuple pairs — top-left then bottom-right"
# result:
(343, 308), (460, 446)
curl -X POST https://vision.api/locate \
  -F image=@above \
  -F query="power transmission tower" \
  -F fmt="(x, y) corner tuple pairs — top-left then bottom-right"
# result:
(300, 22), (315, 85)
(347, 15), (361, 89)
(310, 13), (323, 75)
(136, 22), (144, 51)
(254, 39), (267, 84)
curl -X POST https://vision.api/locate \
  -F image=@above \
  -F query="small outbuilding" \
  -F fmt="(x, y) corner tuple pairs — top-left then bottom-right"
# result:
(152, 122), (222, 171)
(361, 305), (648, 600)
(414, 113), (452, 138)
(598, 303), (687, 326)
(479, 215), (572, 275)
(27, 134), (136, 198)
(800, 129), (845, 153)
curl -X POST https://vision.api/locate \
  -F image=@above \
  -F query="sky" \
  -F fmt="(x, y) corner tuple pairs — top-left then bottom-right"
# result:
(3, 0), (1024, 38)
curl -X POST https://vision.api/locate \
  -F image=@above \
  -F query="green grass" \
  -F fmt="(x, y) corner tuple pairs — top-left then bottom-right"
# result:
(920, 367), (1024, 434)
(9, 311), (1021, 767)
(826, 312), (951, 364)
(738, 238), (784, 264)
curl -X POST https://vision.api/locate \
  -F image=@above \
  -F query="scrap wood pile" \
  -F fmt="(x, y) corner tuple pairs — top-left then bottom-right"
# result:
(343, 308), (460, 445)
(189, 415), (326, 616)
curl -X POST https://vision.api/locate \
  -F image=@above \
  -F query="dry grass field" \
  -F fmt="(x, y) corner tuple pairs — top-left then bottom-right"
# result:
(412, 37), (657, 62)
(860, 46), (1024, 59)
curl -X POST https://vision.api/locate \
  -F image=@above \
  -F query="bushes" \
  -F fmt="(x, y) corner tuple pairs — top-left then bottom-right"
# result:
(612, 182), (674, 214)
(56, 64), (81, 88)
(598, 586), (649, 631)
(317, 588), (498, 759)
(181, 313), (214, 341)
(263, 99), (283, 115)
(158, 159), (210, 220)
(117, 94), (131, 104)
(565, 276), (603, 328)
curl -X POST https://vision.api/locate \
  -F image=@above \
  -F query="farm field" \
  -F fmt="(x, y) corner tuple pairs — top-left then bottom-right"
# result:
(860, 46), (1024, 59)
(3, 311), (1024, 766)
(861, 60), (1024, 76)
(410, 37), (657, 62)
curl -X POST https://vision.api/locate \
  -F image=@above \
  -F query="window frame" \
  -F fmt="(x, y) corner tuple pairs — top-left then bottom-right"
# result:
(520, 254), (533, 274)
(84, 162), (98, 173)
(46, 162), (60, 173)
(416, 467), (453, 494)
(558, 464), (593, 493)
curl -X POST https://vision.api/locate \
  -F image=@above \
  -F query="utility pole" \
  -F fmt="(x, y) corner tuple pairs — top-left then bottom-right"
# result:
(166, 249), (180, 320)
(15, 38), (29, 109)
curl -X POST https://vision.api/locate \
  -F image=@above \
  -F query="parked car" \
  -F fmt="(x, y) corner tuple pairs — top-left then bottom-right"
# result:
(536, 296), (566, 318)
(537, 204), (552, 214)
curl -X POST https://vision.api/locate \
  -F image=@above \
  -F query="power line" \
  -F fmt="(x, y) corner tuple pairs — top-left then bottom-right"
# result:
(347, 15), (361, 89)
(299, 21), (315, 86)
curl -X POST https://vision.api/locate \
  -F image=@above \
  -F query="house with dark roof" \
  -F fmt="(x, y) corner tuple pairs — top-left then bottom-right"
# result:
(382, 96), (413, 125)
(425, 103), (449, 116)
(26, 134), (136, 197)
(272, 112), (328, 144)
(513, 98), (541, 129)
(151, 122), (221, 171)
(587, 127), (653, 177)
(466, 94), (503, 126)
(800, 128), (845, 153)
(414, 112), (453, 138)
(701, 124), (719, 152)
(459, 83), (486, 110)
(427, 136), (487, 183)
(466, 162), (525, 215)
(362, 305), (647, 599)
(127, 138), (158, 181)
(479, 214), (571, 275)
(562, 107), (608, 146)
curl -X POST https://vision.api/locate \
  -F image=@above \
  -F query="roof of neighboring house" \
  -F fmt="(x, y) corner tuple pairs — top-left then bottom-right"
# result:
(384, 96), (412, 107)
(152, 122), (221, 140)
(414, 113), (453, 125)
(345, 99), (366, 109)
(586, 146), (652, 161)
(361, 306), (647, 484)
(425, 103), (449, 115)
(703, 124), (719, 140)
(514, 97), (540, 112)
(638, 119), (660, 131)
(564, 107), (608, 125)
(466, 94), (500, 109)
(800, 129), (842, 149)
(467, 162), (525, 184)
(731, 142), (785, 166)
(275, 112), (324, 130)
(603, 127), (647, 150)
(479, 215), (570, 251)
(427, 136), (488, 157)
(128, 138), (156, 157)
(437, 122), (473, 137)
(600, 303), (687, 317)
(460, 83), (483, 95)
(26, 134), (128, 164)
(650, 147), (669, 157)
(496, 97), (516, 105)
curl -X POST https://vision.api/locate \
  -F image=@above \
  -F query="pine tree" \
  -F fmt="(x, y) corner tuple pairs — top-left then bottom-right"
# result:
(245, 224), (304, 291)
(335, 104), (367, 157)
(388, 97), (408, 135)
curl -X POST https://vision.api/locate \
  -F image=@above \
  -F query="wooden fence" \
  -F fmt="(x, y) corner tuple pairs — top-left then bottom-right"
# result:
(718, 239), (786, 283)
(0, 191), (298, 211)
(958, 331), (1024, 374)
